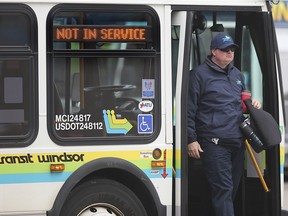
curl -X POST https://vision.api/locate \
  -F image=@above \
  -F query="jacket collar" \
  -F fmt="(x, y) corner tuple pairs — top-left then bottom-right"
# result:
(205, 55), (233, 74)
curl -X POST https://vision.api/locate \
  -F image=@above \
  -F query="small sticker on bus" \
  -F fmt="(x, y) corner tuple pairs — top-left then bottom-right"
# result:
(151, 170), (160, 175)
(103, 109), (133, 135)
(142, 79), (155, 99)
(138, 114), (153, 134)
(138, 100), (153, 112)
(140, 152), (153, 158)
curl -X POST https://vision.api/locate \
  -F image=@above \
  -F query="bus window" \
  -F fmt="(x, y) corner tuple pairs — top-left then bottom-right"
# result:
(241, 27), (263, 103)
(47, 4), (161, 144)
(0, 4), (38, 146)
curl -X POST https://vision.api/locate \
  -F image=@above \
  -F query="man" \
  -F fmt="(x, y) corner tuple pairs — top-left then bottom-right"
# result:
(187, 33), (261, 216)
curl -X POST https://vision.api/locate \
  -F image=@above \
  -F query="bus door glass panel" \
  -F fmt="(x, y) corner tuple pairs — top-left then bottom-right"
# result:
(237, 12), (280, 216)
(171, 25), (180, 126)
(48, 5), (160, 143)
(241, 27), (263, 105)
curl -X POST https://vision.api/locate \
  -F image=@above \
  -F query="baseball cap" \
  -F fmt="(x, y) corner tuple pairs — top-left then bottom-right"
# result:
(210, 33), (239, 49)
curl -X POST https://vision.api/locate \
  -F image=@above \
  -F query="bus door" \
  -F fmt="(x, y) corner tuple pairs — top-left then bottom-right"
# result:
(171, 5), (283, 216)
(171, 10), (191, 216)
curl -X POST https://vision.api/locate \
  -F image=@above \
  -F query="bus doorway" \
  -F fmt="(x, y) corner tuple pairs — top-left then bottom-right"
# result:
(172, 6), (283, 216)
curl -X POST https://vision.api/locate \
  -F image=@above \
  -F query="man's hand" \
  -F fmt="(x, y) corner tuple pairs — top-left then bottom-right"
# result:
(252, 99), (261, 109)
(188, 141), (203, 159)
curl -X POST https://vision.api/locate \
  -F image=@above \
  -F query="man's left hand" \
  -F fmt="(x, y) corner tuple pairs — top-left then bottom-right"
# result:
(252, 99), (261, 109)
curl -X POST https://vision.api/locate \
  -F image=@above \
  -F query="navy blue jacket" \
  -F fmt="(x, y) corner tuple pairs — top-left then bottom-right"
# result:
(187, 56), (245, 144)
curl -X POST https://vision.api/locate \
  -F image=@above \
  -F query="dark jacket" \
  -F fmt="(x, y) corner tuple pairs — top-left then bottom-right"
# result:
(187, 56), (245, 144)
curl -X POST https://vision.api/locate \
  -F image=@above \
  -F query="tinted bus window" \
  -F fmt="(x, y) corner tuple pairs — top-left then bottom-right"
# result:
(0, 4), (38, 146)
(47, 4), (160, 144)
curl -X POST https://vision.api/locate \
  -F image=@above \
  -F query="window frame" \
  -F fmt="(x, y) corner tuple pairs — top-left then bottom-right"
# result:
(0, 4), (38, 147)
(47, 4), (161, 145)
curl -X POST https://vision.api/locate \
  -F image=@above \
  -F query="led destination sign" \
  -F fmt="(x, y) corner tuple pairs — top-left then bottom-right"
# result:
(54, 26), (151, 42)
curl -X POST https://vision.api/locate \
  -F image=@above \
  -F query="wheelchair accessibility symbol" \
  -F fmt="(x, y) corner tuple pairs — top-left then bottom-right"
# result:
(138, 114), (153, 134)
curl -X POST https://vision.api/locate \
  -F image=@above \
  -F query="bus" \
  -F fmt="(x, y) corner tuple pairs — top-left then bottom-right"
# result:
(0, 0), (285, 215)
(272, 0), (288, 176)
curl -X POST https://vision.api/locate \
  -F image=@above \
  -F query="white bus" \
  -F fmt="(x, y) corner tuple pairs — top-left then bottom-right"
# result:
(272, 0), (288, 176)
(0, 0), (285, 215)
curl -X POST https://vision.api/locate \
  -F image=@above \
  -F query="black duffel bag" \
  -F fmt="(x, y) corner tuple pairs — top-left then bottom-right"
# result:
(240, 99), (281, 153)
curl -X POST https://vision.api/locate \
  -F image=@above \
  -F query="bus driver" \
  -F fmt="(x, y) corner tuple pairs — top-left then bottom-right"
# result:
(187, 33), (261, 216)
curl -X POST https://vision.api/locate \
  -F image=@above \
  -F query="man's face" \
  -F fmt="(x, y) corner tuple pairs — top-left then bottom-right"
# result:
(211, 46), (235, 68)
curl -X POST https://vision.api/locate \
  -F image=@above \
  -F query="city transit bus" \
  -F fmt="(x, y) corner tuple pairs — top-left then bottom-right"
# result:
(0, 0), (285, 215)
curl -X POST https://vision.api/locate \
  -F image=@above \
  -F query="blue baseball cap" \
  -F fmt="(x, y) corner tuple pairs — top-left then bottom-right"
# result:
(210, 33), (238, 49)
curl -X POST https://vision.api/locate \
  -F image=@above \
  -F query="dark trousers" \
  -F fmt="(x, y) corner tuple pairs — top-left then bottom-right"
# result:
(200, 138), (245, 216)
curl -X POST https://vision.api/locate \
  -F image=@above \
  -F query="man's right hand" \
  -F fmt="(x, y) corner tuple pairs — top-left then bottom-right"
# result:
(188, 141), (203, 159)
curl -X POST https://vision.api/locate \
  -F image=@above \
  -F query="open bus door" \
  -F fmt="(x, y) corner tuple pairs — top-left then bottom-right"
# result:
(172, 5), (284, 216)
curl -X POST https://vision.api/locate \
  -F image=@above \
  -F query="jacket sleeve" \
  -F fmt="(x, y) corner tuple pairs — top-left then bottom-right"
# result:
(240, 71), (246, 91)
(187, 69), (201, 144)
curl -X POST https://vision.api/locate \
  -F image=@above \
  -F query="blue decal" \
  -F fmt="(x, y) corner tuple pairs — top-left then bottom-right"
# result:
(138, 114), (153, 134)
